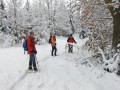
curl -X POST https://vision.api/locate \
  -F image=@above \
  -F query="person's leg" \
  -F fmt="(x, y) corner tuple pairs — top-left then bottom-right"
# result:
(69, 44), (72, 53)
(83, 34), (85, 39)
(29, 54), (33, 70)
(81, 34), (83, 39)
(71, 45), (73, 53)
(31, 53), (38, 71)
(51, 46), (54, 56)
(80, 33), (82, 39)
(68, 44), (70, 53)
(32, 54), (37, 68)
(54, 46), (57, 56)
(52, 46), (55, 55)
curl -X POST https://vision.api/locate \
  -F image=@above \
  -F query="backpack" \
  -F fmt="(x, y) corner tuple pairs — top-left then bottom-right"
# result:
(49, 36), (52, 44)
(23, 39), (28, 52)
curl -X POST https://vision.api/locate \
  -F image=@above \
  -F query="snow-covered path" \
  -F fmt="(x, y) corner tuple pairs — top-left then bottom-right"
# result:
(0, 36), (120, 90)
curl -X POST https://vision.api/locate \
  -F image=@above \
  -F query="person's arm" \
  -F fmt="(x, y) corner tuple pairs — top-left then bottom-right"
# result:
(34, 38), (37, 51)
(73, 38), (77, 43)
(67, 38), (69, 42)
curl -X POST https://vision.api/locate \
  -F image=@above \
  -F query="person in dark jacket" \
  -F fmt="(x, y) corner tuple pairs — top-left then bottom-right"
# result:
(79, 30), (85, 39)
(27, 31), (38, 71)
(67, 34), (76, 53)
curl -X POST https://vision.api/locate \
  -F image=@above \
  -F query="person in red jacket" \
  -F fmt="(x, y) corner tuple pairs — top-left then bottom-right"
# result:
(67, 34), (76, 53)
(27, 32), (38, 71)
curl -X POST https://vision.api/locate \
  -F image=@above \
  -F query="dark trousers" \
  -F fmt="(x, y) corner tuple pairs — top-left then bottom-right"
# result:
(51, 46), (57, 56)
(116, 47), (120, 53)
(29, 53), (36, 68)
(68, 44), (73, 53)
(80, 33), (85, 39)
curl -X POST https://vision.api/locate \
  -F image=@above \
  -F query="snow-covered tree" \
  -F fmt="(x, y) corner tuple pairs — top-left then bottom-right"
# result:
(21, 0), (32, 28)
(0, 0), (9, 33)
(32, 0), (71, 37)
(6, 0), (24, 37)
(53, 0), (71, 36)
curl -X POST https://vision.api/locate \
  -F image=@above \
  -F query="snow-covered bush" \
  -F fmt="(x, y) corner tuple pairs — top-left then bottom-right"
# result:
(81, 42), (120, 73)
(73, 33), (119, 74)
(3, 35), (18, 47)
(0, 32), (4, 43)
(97, 47), (120, 73)
(35, 34), (46, 45)
(0, 32), (19, 47)
(78, 43), (120, 75)
(3, 36), (14, 47)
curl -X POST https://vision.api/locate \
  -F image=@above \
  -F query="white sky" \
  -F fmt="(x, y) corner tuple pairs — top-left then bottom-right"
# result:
(3, 0), (68, 8)
(3, 0), (33, 3)
(3, 0), (33, 8)
(3, 0), (68, 3)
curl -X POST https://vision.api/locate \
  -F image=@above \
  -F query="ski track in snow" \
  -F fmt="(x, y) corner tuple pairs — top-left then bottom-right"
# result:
(9, 70), (28, 90)
(0, 36), (120, 90)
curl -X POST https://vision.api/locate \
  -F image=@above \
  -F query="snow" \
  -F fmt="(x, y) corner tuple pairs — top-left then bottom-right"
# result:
(0, 36), (120, 90)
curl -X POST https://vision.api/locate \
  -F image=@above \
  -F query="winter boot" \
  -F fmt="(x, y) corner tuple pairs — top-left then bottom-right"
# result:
(28, 66), (32, 70)
(34, 67), (38, 71)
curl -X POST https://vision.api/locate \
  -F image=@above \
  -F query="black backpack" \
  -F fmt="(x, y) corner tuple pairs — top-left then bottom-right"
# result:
(49, 36), (52, 44)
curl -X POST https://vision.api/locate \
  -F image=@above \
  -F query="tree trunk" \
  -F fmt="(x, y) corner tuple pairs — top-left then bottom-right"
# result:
(70, 15), (75, 34)
(112, 12), (120, 48)
(69, 0), (75, 34)
(104, 0), (120, 49)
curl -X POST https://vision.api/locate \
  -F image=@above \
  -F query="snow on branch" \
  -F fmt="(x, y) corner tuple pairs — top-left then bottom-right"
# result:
(98, 46), (120, 72)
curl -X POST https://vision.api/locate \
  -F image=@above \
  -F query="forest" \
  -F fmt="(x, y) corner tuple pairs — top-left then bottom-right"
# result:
(0, 0), (120, 74)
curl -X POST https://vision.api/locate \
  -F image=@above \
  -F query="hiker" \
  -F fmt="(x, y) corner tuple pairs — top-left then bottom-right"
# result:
(80, 30), (85, 39)
(67, 34), (76, 53)
(22, 30), (29, 54)
(27, 31), (38, 71)
(51, 34), (57, 56)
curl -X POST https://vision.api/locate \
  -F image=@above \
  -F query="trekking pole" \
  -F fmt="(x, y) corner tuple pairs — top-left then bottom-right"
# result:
(35, 54), (40, 72)
(65, 43), (68, 53)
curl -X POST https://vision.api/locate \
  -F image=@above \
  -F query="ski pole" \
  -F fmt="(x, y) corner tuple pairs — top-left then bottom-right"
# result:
(35, 54), (40, 72)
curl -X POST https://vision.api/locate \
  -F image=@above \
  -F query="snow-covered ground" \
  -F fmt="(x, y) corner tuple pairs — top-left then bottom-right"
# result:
(0, 36), (120, 90)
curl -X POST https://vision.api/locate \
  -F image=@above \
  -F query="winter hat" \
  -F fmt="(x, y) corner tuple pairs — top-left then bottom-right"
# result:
(30, 31), (34, 36)
(70, 34), (72, 36)
(52, 34), (55, 38)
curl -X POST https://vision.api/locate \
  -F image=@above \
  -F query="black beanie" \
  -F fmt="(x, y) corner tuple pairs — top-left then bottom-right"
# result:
(30, 31), (34, 36)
